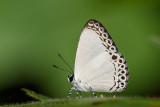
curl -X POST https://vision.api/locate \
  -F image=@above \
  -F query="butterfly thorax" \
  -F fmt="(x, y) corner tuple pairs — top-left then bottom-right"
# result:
(72, 78), (91, 92)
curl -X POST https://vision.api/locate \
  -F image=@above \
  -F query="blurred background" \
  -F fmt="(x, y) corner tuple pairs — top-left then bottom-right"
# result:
(0, 0), (160, 104)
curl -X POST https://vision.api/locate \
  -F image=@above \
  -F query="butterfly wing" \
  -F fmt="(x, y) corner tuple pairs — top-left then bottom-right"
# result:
(74, 19), (129, 92)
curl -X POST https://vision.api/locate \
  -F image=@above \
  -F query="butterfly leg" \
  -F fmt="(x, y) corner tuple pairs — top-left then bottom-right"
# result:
(92, 92), (97, 98)
(79, 91), (82, 98)
(67, 87), (75, 98)
(75, 87), (78, 98)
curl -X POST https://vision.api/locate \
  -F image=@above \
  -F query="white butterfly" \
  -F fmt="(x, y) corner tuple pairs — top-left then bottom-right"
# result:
(55, 19), (129, 98)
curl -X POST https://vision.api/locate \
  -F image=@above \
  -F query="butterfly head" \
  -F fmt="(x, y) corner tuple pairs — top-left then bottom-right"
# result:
(68, 75), (74, 83)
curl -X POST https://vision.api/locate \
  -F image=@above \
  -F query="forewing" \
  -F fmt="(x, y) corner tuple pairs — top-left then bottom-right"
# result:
(74, 19), (129, 92)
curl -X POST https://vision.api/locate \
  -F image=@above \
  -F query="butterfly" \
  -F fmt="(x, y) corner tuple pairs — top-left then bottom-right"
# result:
(53, 19), (129, 98)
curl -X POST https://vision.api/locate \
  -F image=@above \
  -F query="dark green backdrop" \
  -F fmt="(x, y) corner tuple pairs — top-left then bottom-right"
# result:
(0, 0), (160, 98)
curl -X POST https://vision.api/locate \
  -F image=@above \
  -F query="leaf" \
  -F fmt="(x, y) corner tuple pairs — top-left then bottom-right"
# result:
(21, 88), (51, 101)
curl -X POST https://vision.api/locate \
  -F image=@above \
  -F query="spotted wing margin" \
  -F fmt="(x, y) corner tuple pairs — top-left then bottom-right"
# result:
(84, 19), (118, 52)
(74, 19), (129, 92)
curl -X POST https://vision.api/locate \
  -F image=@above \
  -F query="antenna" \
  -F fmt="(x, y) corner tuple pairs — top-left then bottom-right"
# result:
(53, 65), (72, 74)
(58, 53), (74, 73)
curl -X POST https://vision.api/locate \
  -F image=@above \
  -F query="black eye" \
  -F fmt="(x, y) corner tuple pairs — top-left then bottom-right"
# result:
(69, 75), (74, 82)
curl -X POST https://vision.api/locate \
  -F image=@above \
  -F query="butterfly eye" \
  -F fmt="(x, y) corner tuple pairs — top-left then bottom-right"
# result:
(109, 46), (117, 53)
(102, 33), (108, 39)
(106, 39), (113, 46)
(94, 23), (100, 28)
(88, 21), (94, 26)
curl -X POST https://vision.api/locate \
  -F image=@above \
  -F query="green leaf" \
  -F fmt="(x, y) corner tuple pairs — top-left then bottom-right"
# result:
(21, 88), (51, 101)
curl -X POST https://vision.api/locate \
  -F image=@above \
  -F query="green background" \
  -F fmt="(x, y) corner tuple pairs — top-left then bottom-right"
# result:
(0, 0), (160, 100)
